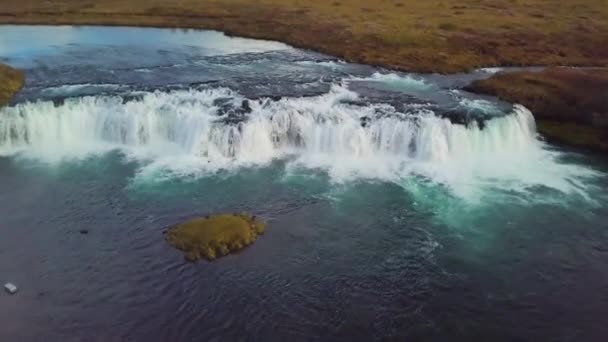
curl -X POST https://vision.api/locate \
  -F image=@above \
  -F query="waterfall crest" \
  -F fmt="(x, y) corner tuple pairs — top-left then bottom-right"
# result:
(0, 85), (592, 198)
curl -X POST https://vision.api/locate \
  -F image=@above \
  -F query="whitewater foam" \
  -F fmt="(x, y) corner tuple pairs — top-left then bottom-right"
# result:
(457, 98), (502, 115)
(296, 60), (346, 69)
(40, 83), (126, 97)
(0, 85), (598, 200)
(478, 67), (504, 74)
(351, 72), (432, 91)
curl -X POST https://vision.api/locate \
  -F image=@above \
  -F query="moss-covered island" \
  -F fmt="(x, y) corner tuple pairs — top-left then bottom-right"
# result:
(466, 68), (608, 152)
(164, 214), (266, 262)
(0, 64), (24, 106)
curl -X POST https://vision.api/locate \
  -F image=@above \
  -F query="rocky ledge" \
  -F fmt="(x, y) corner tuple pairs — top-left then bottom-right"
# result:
(164, 214), (266, 262)
(466, 67), (608, 152)
(0, 63), (24, 107)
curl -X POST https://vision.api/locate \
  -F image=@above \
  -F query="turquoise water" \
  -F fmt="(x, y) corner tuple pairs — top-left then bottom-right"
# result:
(1, 26), (607, 341)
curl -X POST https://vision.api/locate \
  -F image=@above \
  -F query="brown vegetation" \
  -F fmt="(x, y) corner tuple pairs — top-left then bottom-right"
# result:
(164, 214), (266, 262)
(466, 68), (608, 151)
(2, 1), (607, 151)
(0, 0), (607, 73)
(0, 64), (24, 106)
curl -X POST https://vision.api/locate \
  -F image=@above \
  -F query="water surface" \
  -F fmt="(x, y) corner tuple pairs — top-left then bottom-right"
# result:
(0, 25), (607, 342)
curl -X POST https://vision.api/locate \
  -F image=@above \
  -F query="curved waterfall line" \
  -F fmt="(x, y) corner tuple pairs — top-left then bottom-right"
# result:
(0, 85), (594, 199)
(0, 86), (534, 159)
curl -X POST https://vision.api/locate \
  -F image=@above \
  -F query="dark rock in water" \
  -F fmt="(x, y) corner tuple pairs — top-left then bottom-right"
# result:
(214, 98), (255, 125)
(241, 100), (252, 113)
(442, 109), (487, 129)
(79, 229), (89, 235)
(165, 214), (266, 262)
(212, 97), (233, 108)
(341, 99), (368, 107)
(360, 116), (371, 127)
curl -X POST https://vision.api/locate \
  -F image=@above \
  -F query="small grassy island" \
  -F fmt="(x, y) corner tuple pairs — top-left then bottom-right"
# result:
(164, 214), (266, 262)
(0, 64), (24, 106)
(467, 68), (608, 152)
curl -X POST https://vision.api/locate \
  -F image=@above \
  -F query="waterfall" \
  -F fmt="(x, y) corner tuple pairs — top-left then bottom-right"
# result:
(0, 85), (592, 198)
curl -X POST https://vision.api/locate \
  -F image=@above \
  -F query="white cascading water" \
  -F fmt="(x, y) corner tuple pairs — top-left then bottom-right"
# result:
(0, 85), (594, 199)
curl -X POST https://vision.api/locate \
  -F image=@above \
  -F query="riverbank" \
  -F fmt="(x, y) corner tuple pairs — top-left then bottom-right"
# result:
(1, 1), (607, 151)
(0, 64), (24, 106)
(1, 0), (607, 73)
(466, 68), (608, 152)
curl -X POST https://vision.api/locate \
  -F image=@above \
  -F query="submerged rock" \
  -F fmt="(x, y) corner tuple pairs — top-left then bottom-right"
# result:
(164, 214), (265, 262)
(214, 98), (254, 125)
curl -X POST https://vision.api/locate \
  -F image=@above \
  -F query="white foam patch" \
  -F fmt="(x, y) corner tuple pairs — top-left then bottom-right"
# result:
(0, 86), (600, 201)
(457, 98), (502, 115)
(296, 60), (346, 69)
(352, 72), (432, 91)
(478, 67), (504, 74)
(40, 83), (125, 96)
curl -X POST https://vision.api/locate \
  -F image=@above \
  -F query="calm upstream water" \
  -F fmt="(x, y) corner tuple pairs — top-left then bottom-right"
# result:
(1, 26), (607, 341)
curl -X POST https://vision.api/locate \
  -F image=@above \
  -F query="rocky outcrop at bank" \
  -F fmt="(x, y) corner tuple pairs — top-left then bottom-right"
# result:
(465, 67), (608, 152)
(0, 64), (24, 107)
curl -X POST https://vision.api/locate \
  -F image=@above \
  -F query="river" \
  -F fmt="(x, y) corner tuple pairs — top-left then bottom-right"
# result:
(0, 25), (607, 341)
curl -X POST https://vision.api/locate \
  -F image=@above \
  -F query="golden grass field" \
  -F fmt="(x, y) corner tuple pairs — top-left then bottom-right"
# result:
(0, 0), (607, 72)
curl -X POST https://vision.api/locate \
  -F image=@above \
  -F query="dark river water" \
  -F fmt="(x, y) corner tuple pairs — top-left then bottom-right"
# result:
(0, 25), (607, 342)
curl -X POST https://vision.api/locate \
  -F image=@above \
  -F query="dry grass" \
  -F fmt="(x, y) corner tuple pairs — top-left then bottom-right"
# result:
(466, 68), (608, 124)
(0, 64), (24, 106)
(0, 0), (607, 73)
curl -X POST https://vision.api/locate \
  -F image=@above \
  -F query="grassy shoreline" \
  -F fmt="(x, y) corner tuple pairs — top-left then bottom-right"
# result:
(0, 64), (24, 106)
(1, 1), (606, 151)
(466, 68), (608, 152)
(1, 0), (607, 73)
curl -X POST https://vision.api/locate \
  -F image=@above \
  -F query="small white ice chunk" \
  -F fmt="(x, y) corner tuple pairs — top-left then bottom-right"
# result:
(4, 283), (18, 294)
